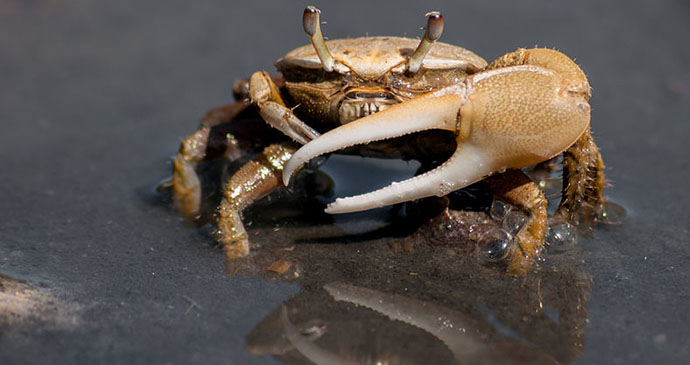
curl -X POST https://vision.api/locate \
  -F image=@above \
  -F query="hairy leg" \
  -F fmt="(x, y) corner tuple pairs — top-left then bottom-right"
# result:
(218, 143), (297, 258)
(555, 128), (606, 224)
(172, 101), (252, 217)
(486, 170), (548, 275)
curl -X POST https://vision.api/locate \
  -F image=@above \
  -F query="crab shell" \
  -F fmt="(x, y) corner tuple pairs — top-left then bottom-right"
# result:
(274, 37), (488, 125)
(276, 36), (487, 77)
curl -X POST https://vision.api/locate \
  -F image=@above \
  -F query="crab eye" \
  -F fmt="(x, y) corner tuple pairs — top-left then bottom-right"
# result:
(406, 11), (444, 73)
(302, 6), (335, 72)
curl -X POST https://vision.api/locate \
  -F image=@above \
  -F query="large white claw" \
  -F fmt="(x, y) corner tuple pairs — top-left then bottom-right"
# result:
(283, 62), (590, 215)
(282, 87), (467, 187)
(282, 84), (498, 214)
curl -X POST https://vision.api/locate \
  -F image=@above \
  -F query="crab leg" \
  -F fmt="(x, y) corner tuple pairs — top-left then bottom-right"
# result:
(555, 128), (606, 222)
(172, 101), (252, 217)
(218, 143), (297, 258)
(485, 170), (548, 275)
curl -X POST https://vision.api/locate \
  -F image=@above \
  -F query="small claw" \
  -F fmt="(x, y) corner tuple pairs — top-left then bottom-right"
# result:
(258, 102), (320, 144)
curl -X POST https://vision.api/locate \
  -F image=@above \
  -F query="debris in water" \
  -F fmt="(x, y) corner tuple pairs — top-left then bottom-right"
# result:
(267, 260), (293, 274)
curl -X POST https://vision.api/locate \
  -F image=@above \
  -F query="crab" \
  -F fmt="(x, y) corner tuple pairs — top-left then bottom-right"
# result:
(170, 6), (606, 275)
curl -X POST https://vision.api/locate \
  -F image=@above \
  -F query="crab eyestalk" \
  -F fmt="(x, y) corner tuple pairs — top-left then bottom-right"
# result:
(303, 6), (335, 72)
(406, 11), (444, 73)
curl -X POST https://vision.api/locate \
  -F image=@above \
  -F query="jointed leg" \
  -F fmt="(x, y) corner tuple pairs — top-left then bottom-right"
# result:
(555, 128), (606, 223)
(486, 170), (548, 275)
(218, 143), (297, 259)
(249, 71), (320, 144)
(172, 101), (252, 217)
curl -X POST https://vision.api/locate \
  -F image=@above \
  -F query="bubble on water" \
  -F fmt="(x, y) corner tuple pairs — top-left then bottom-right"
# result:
(490, 200), (508, 220)
(490, 200), (527, 235)
(545, 218), (577, 250)
(502, 210), (527, 236)
(477, 228), (513, 264)
(599, 201), (627, 224)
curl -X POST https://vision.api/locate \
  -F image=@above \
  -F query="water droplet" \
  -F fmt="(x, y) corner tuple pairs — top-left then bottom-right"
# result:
(477, 228), (513, 264)
(545, 218), (577, 251)
(503, 210), (527, 235)
(599, 201), (627, 224)
(490, 200), (508, 220)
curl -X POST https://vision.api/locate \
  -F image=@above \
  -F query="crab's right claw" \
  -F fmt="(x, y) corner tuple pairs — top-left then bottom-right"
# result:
(282, 84), (495, 213)
(283, 49), (591, 215)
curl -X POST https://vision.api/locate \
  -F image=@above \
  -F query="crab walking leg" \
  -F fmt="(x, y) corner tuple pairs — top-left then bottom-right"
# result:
(249, 71), (320, 145)
(485, 170), (548, 275)
(218, 143), (297, 259)
(555, 128), (607, 222)
(172, 100), (252, 217)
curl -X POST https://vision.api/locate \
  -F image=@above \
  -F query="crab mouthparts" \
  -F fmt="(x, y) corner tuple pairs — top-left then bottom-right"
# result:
(338, 92), (399, 122)
(282, 86), (497, 214)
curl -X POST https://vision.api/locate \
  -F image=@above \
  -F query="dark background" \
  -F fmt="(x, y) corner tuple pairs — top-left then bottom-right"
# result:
(1, 0), (689, 363)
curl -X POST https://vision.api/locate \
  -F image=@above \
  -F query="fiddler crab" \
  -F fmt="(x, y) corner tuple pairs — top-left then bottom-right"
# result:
(169, 6), (606, 274)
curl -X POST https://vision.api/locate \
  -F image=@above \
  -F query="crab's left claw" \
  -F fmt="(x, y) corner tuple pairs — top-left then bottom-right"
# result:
(283, 49), (591, 215)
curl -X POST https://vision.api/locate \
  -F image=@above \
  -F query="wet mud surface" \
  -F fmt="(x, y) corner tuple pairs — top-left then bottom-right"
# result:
(2, 0), (690, 364)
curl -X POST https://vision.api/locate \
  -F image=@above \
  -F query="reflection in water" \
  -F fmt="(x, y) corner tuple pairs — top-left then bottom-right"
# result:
(228, 198), (594, 364)
(246, 264), (591, 364)
(154, 144), (620, 364)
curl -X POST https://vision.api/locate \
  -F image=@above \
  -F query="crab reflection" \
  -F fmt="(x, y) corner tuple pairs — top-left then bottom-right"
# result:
(203, 167), (598, 363)
(242, 244), (591, 364)
(160, 136), (604, 363)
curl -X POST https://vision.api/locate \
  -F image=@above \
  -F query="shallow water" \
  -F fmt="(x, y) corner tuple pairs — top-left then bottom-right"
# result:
(1, 0), (690, 364)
